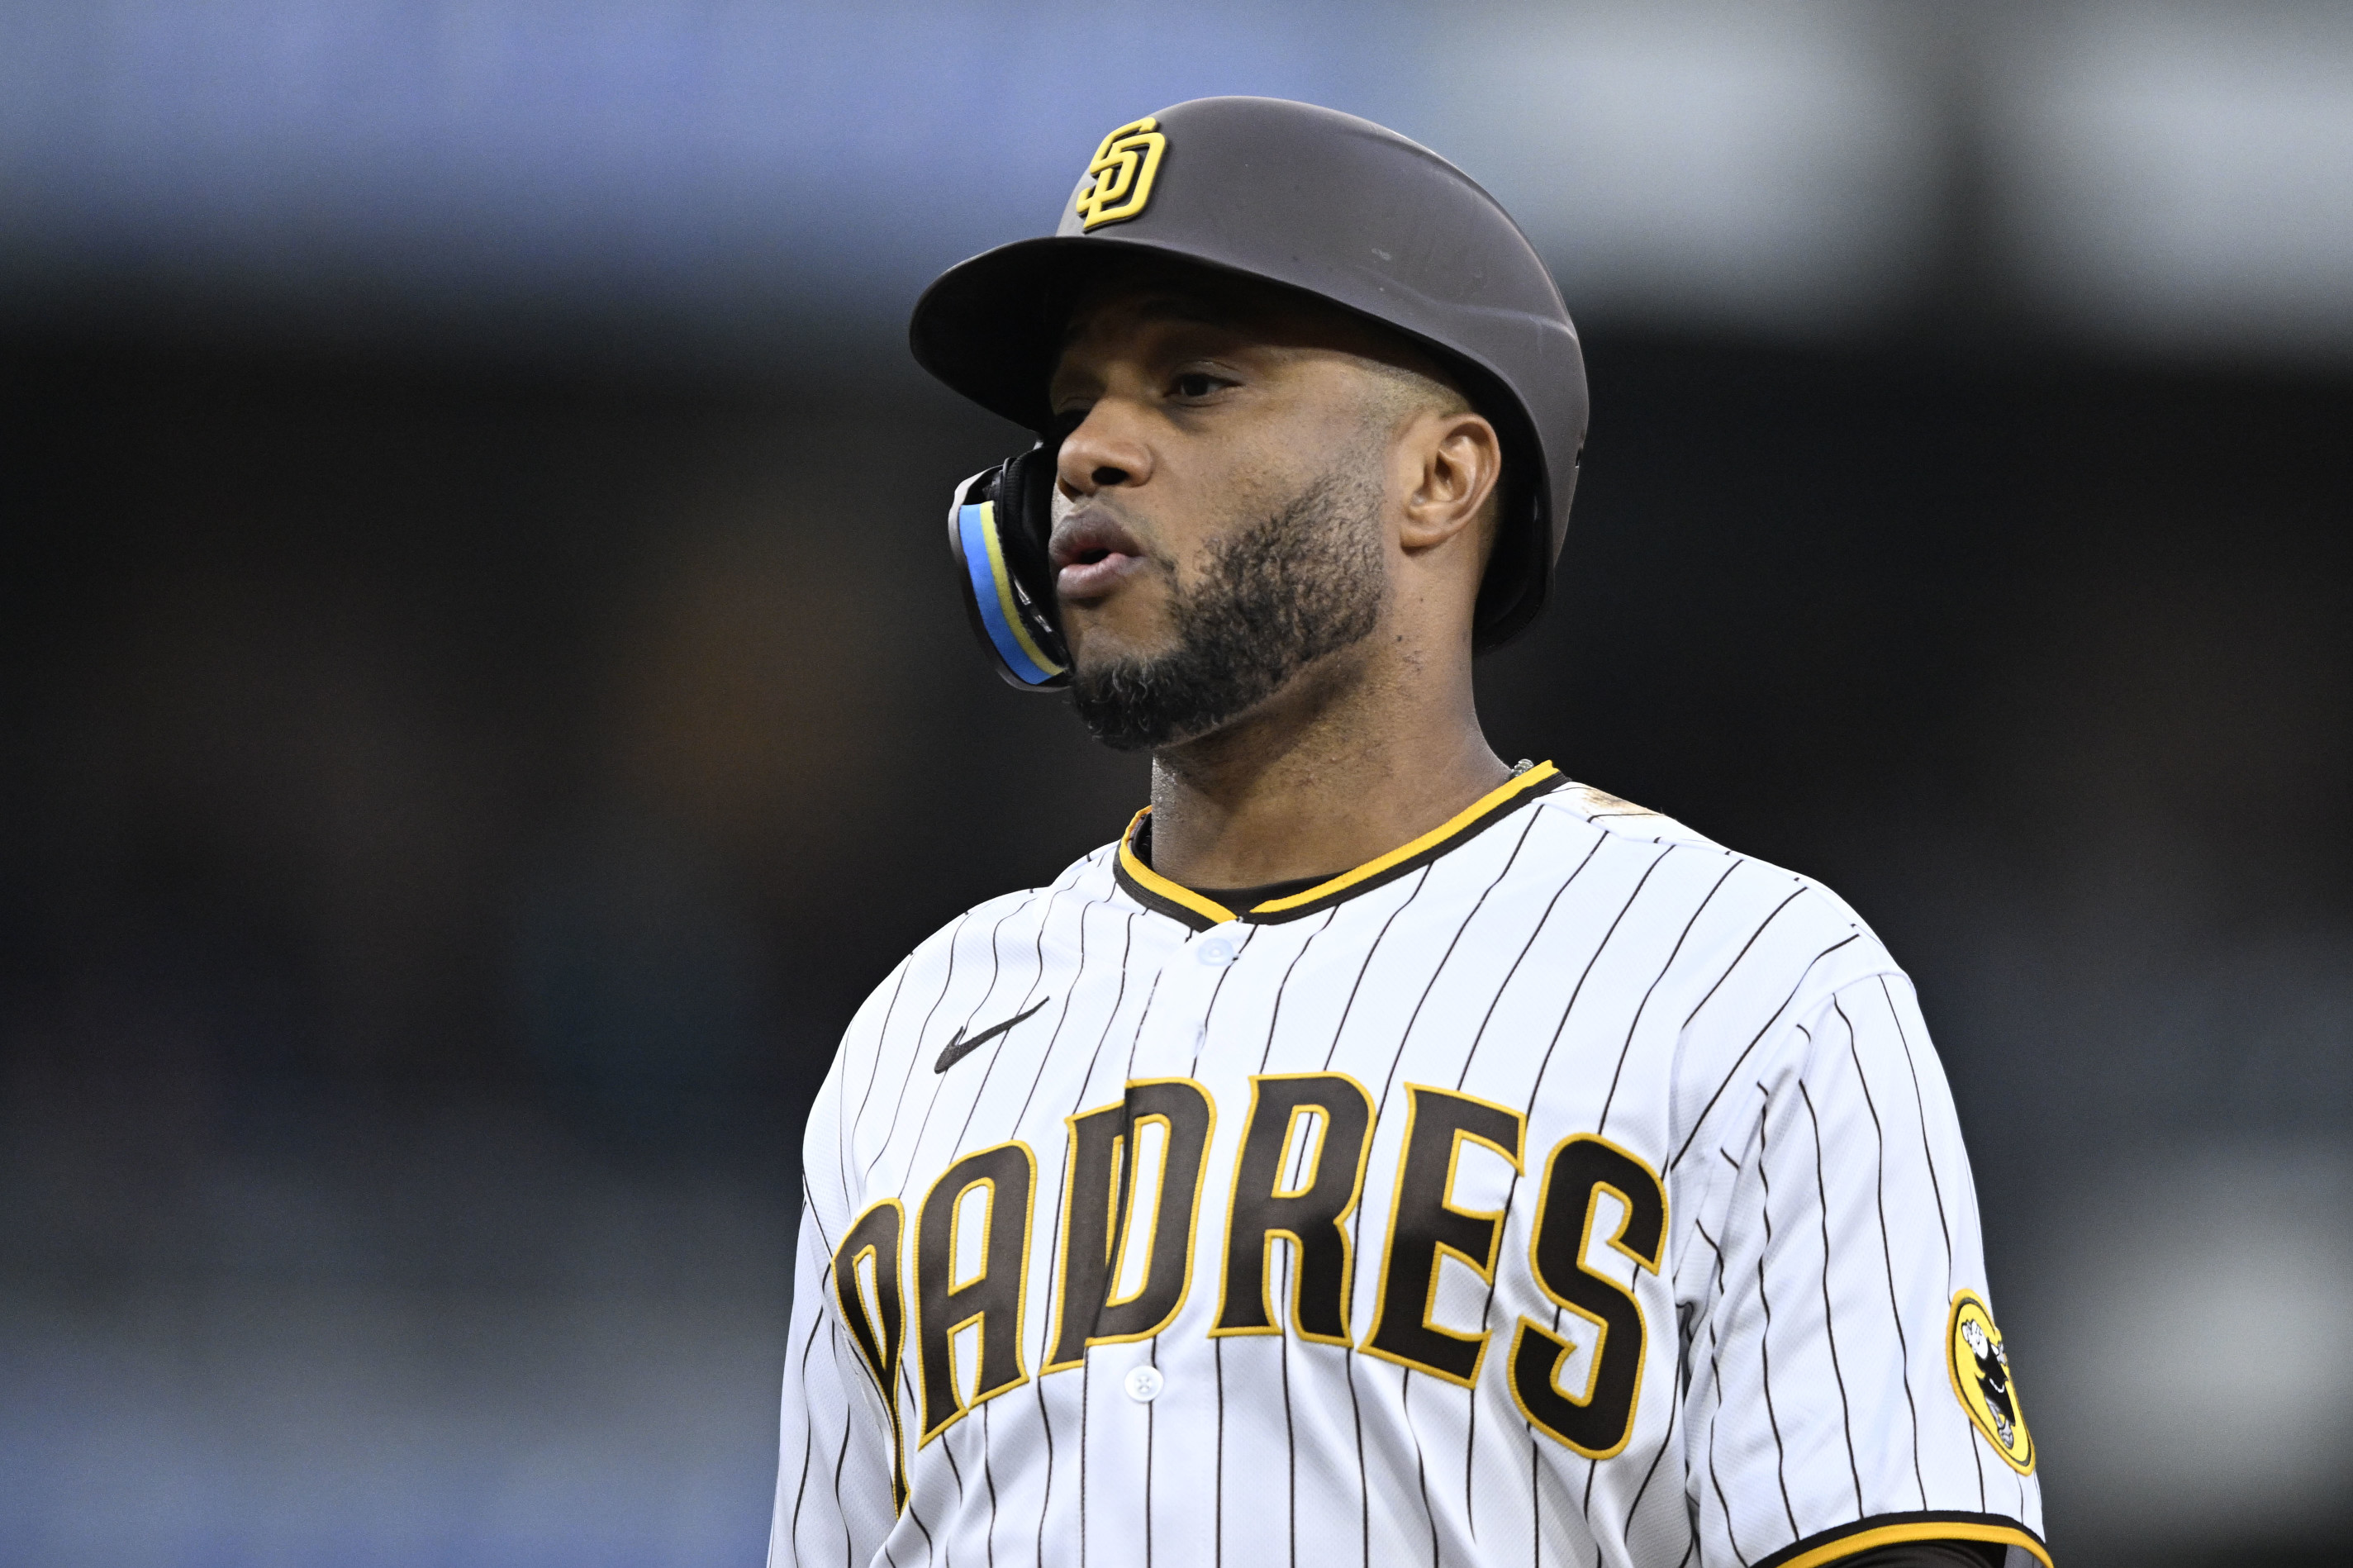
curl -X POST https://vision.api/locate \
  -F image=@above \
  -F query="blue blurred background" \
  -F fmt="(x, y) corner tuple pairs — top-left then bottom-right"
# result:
(2, 3), (2349, 1564)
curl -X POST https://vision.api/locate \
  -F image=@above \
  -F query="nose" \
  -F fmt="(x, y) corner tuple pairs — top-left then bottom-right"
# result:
(1055, 400), (1153, 499)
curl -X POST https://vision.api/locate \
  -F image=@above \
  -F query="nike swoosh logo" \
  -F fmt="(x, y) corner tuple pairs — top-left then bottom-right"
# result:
(934, 996), (1053, 1074)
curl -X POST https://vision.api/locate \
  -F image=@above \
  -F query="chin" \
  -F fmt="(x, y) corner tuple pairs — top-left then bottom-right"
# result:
(1062, 617), (1173, 672)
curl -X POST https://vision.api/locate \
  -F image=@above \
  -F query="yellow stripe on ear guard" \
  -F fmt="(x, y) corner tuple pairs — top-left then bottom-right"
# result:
(977, 501), (1067, 680)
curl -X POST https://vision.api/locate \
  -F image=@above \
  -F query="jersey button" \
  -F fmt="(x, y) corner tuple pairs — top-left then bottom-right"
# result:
(1196, 936), (1236, 967)
(1124, 1365), (1164, 1404)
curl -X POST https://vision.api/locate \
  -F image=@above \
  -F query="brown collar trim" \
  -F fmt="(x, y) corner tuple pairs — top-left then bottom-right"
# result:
(1110, 763), (1566, 933)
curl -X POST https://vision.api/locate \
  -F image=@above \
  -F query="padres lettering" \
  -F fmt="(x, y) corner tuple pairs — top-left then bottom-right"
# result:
(834, 1075), (1662, 1460)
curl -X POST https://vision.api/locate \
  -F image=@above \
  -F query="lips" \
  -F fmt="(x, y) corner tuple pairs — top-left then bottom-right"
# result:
(1050, 511), (1148, 601)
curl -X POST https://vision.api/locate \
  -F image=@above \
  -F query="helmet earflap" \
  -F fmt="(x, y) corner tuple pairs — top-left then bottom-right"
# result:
(947, 442), (1069, 689)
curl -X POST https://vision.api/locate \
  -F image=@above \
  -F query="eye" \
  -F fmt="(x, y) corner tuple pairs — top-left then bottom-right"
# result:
(1171, 371), (1228, 401)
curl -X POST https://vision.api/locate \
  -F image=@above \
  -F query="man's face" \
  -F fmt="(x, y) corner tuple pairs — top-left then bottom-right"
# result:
(1046, 271), (1409, 751)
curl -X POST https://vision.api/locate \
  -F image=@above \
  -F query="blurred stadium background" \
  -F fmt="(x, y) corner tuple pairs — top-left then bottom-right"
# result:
(2, 2), (2349, 1564)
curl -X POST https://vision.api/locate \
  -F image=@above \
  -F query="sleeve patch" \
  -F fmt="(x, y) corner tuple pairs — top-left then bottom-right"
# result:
(1947, 1290), (2035, 1474)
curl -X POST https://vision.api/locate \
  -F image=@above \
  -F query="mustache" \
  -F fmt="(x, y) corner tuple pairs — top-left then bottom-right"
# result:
(1048, 497), (1158, 567)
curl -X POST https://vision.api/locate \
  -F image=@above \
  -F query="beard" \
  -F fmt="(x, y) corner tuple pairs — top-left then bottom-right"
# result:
(1067, 465), (1388, 753)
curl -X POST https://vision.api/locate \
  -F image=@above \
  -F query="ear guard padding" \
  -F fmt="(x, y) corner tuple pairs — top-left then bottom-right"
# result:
(947, 444), (1069, 689)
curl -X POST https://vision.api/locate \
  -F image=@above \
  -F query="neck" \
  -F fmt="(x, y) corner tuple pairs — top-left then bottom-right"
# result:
(1143, 634), (1509, 890)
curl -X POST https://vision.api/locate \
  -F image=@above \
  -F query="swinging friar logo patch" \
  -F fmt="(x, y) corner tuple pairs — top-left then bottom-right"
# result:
(1947, 1290), (2034, 1473)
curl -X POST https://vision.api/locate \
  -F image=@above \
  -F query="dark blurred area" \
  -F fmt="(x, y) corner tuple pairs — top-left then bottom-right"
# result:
(4, 4), (2351, 1566)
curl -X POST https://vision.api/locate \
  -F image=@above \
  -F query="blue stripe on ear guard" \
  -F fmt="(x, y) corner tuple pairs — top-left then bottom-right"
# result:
(958, 500), (1066, 686)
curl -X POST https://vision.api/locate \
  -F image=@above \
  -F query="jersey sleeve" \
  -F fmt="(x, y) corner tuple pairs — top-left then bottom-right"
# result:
(768, 1190), (902, 1567)
(768, 972), (914, 1568)
(1677, 972), (2047, 1568)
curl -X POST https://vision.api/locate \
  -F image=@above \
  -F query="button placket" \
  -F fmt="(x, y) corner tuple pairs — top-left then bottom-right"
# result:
(1132, 926), (1230, 1075)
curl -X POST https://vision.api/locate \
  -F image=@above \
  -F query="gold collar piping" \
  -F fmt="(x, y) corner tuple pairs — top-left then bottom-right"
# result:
(1112, 762), (1565, 933)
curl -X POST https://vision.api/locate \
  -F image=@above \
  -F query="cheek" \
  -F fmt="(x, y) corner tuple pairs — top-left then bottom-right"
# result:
(1158, 440), (1318, 573)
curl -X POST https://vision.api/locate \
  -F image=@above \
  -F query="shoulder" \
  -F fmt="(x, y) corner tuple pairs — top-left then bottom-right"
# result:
(1535, 778), (1728, 850)
(808, 839), (1125, 1162)
(1531, 777), (1904, 1040)
(1535, 786), (1928, 1152)
(1538, 776), (1884, 954)
(851, 839), (1125, 1024)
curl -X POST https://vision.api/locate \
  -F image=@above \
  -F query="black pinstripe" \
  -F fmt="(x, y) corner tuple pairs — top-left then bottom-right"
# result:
(877, 909), (1033, 1563)
(1878, 979), (1952, 1261)
(938, 1416), (965, 1504)
(923, 875), (1100, 1568)
(1878, 976), (1989, 1513)
(906, 1490), (937, 1566)
(792, 1186), (849, 1568)
(900, 897), (1031, 1188)
(1144, 1335), (1157, 1568)
(1347, 1317), (1371, 1567)
(944, 861), (1097, 1163)
(1215, 1337), (1227, 1566)
(1835, 995), (1928, 1508)
(1017, 895), (1114, 1568)
(1319, 867), (1436, 1071)
(844, 955), (915, 1209)
(1367, 807), (1548, 1125)
(978, 1401), (1001, 1568)
(866, 911), (976, 1181)
(1258, 909), (1336, 1072)
(832, 1418), (855, 1567)
(1453, 825), (1606, 1089)
(1192, 923), (1258, 1071)
(1667, 934), (1863, 1175)
(1526, 1437), (1537, 1568)
(1223, 909), (1332, 1568)
(1131, 913), (1181, 1568)
(1448, 820), (1609, 1529)
(1405, 1368), (1438, 1567)
(1503, 839), (1676, 1566)
(901, 1363), (937, 1566)
(1483, 834), (1712, 1542)
(1595, 856), (1743, 1134)
(1522, 844), (1677, 1123)
(1077, 1357), (1091, 1568)
(1696, 1206), (1748, 1566)
(1067, 913), (1138, 1568)
(1005, 872), (1115, 1133)
(1350, 811), (1548, 1561)
(1281, 1295), (1300, 1566)
(1674, 885), (1804, 1034)
(788, 1270), (830, 1561)
(1616, 1336), (1688, 1564)
(1754, 1106), (1801, 1537)
(1120, 961), (1169, 1082)
(1797, 1072), (1866, 1513)
(1313, 858), (1427, 1560)
(801, 1176), (840, 1257)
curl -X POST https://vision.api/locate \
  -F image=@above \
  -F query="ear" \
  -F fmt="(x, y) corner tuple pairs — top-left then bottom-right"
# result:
(1396, 410), (1503, 554)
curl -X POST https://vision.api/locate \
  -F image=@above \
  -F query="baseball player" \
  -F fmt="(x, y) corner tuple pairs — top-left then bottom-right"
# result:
(771, 97), (2046, 1568)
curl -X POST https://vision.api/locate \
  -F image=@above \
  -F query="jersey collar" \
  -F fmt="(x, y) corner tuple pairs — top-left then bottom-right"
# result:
(1112, 761), (1566, 933)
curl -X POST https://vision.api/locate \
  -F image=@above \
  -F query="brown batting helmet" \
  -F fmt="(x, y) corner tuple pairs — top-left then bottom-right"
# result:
(912, 96), (1586, 659)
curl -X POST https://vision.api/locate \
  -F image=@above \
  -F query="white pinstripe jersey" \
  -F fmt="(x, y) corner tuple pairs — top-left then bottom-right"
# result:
(771, 764), (2048, 1568)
